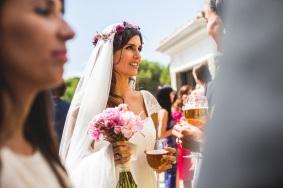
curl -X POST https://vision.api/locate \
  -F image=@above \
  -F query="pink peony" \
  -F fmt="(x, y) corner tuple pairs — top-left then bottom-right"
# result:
(114, 125), (122, 134)
(121, 128), (133, 139)
(117, 103), (128, 112)
(88, 103), (144, 142)
(88, 127), (102, 141)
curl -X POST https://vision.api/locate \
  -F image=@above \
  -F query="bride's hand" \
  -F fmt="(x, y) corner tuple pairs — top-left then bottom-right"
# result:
(113, 141), (131, 165)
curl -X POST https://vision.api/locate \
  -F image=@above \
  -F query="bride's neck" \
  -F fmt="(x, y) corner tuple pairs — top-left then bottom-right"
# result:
(114, 73), (131, 97)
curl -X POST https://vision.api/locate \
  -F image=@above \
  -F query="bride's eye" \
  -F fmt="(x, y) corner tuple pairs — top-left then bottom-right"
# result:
(34, 0), (55, 17)
(125, 45), (134, 50)
(34, 7), (51, 16)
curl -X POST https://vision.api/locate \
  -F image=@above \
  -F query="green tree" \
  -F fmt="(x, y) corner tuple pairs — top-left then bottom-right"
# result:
(63, 77), (80, 103)
(136, 60), (171, 94)
(159, 65), (171, 85)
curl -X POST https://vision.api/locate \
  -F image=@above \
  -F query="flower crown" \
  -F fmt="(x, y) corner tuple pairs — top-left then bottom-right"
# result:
(92, 21), (140, 46)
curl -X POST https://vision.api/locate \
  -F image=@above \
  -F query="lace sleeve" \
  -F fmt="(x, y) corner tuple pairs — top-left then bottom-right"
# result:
(141, 90), (161, 116)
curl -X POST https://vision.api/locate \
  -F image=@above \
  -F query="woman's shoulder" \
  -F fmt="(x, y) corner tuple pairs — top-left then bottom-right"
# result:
(139, 90), (161, 116)
(140, 90), (155, 98)
(139, 90), (157, 104)
(158, 108), (168, 117)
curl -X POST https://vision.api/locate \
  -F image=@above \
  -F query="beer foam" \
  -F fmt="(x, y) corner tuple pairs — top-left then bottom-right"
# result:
(183, 106), (209, 110)
(146, 149), (168, 155)
(183, 94), (208, 110)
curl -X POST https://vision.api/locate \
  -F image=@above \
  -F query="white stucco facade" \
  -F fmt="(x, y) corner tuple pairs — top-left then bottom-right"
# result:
(157, 19), (218, 90)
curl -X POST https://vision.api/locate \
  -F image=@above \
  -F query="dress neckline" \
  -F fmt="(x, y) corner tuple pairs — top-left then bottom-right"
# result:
(1, 147), (40, 160)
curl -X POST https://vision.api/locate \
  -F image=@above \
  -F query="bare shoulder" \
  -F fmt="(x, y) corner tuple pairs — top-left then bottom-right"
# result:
(125, 90), (147, 118)
(131, 90), (144, 101)
(158, 108), (168, 117)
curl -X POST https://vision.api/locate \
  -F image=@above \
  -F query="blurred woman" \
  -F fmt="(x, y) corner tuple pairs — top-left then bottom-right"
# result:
(156, 86), (177, 188)
(175, 85), (194, 188)
(178, 85), (193, 105)
(192, 63), (212, 95)
(0, 0), (74, 187)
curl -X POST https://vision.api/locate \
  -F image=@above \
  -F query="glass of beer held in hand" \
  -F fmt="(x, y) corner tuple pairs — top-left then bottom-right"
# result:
(183, 95), (208, 129)
(181, 94), (208, 184)
(145, 140), (168, 188)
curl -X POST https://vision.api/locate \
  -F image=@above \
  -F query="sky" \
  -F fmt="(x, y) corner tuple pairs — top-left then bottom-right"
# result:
(64, 0), (205, 78)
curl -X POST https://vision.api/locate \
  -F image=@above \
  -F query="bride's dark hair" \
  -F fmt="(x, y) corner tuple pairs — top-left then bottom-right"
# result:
(107, 27), (143, 107)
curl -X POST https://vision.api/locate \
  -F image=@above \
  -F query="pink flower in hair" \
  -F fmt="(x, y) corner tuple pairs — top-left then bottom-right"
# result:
(115, 24), (125, 33)
(92, 21), (140, 46)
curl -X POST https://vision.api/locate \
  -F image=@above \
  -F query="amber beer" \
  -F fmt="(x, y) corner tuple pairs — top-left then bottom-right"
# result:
(184, 107), (208, 128)
(146, 149), (168, 170)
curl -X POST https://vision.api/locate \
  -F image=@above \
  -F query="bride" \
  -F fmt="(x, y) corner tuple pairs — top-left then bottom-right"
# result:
(59, 22), (176, 188)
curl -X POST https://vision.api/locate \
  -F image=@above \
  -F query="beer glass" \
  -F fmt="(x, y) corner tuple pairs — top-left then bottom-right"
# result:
(183, 94), (208, 187)
(145, 140), (168, 188)
(183, 95), (208, 129)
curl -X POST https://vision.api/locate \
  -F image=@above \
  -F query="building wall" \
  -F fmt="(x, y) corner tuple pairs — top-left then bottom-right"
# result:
(157, 20), (218, 91)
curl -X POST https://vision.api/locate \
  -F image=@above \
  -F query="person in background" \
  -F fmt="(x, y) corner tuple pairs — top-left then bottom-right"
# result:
(173, 0), (224, 152)
(0, 0), (75, 187)
(178, 84), (193, 105)
(198, 0), (283, 187)
(192, 63), (212, 96)
(171, 98), (183, 125)
(52, 83), (70, 144)
(172, 86), (194, 188)
(173, 2), (224, 186)
(156, 86), (177, 188)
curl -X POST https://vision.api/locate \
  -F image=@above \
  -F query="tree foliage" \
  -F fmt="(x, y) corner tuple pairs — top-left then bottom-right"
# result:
(62, 77), (80, 103)
(136, 60), (171, 94)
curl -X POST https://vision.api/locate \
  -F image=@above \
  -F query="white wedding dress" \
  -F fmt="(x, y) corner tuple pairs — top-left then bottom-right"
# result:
(66, 90), (161, 188)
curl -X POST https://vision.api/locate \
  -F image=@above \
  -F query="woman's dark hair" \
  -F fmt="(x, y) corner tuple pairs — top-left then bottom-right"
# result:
(156, 86), (173, 124)
(0, 93), (68, 188)
(194, 63), (212, 84)
(107, 26), (143, 107)
(25, 92), (68, 187)
(52, 82), (67, 99)
(0, 1), (67, 187)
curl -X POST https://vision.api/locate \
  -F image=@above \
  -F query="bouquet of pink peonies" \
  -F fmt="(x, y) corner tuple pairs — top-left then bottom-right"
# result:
(88, 104), (143, 188)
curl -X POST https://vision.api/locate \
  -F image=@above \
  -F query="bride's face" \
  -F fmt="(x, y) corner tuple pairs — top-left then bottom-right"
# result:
(1, 0), (74, 90)
(113, 35), (142, 77)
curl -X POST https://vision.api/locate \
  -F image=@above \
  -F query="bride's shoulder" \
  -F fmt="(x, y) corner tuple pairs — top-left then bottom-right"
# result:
(139, 90), (155, 99)
(132, 90), (154, 100)
(139, 90), (161, 115)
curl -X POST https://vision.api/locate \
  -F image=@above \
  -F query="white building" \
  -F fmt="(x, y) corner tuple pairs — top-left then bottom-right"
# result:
(156, 19), (218, 90)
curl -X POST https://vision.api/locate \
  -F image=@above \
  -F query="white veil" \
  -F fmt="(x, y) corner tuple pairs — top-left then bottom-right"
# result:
(59, 24), (120, 187)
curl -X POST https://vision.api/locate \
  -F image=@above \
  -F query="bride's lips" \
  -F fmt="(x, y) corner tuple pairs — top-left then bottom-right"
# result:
(130, 62), (139, 69)
(52, 49), (68, 63)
